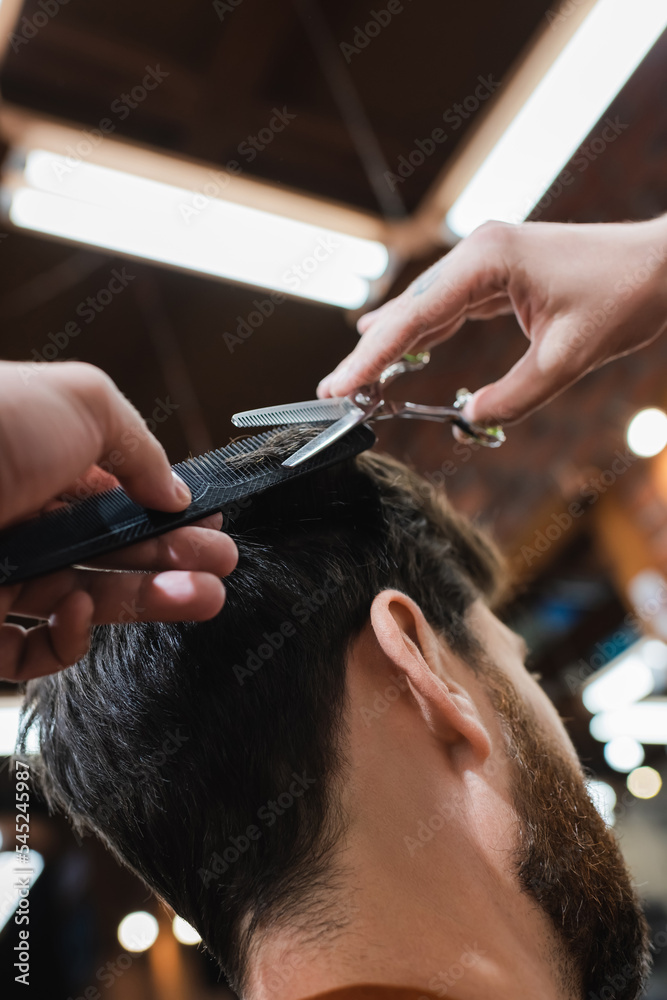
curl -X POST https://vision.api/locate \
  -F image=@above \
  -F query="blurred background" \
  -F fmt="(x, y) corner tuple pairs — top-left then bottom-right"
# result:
(0, 0), (666, 996)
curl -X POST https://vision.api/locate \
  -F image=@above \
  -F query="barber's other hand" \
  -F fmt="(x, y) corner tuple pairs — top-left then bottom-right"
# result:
(0, 361), (238, 681)
(318, 217), (667, 425)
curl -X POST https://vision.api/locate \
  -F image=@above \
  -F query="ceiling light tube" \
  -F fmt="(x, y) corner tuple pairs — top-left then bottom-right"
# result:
(581, 644), (655, 715)
(590, 699), (667, 744)
(445, 0), (667, 238)
(5, 149), (389, 309)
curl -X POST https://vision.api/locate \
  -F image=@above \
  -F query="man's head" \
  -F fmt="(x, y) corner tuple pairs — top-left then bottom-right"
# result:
(20, 429), (649, 999)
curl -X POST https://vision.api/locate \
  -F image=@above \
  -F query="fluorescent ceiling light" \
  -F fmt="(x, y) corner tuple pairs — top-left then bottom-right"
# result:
(581, 644), (655, 714)
(642, 638), (667, 675)
(0, 850), (44, 935)
(446, 0), (667, 238)
(6, 150), (389, 309)
(590, 699), (667, 743)
(0, 701), (38, 757)
(627, 570), (667, 642)
(0, 704), (21, 756)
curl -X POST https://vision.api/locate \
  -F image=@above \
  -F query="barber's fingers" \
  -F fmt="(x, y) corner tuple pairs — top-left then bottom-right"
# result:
(318, 288), (511, 398)
(318, 223), (513, 398)
(61, 463), (119, 497)
(462, 320), (591, 425)
(0, 567), (227, 681)
(9, 566), (227, 625)
(356, 296), (400, 334)
(357, 287), (513, 337)
(46, 468), (238, 577)
(396, 292), (515, 362)
(59, 363), (193, 511)
(83, 517), (239, 576)
(0, 590), (95, 682)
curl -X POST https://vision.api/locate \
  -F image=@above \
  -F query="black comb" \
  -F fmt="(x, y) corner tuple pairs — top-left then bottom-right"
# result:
(0, 424), (376, 586)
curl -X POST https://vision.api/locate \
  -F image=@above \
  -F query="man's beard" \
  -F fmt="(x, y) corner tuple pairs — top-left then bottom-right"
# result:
(484, 663), (651, 1000)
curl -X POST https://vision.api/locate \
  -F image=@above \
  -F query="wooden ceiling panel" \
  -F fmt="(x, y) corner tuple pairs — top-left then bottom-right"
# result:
(1, 0), (553, 211)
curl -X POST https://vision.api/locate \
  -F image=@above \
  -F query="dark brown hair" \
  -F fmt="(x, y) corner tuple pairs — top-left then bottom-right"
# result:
(20, 430), (505, 993)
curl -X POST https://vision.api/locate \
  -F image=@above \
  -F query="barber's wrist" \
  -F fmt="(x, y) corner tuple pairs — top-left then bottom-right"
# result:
(649, 216), (667, 332)
(641, 213), (667, 290)
(620, 215), (667, 344)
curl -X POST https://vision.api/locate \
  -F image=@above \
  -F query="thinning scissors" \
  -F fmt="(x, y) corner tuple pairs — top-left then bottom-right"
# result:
(232, 353), (505, 467)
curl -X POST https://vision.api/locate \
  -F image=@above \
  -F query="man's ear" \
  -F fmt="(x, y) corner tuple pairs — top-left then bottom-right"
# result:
(369, 590), (491, 761)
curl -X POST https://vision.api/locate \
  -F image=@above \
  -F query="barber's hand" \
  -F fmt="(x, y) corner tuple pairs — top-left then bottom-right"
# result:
(0, 361), (238, 681)
(318, 217), (667, 425)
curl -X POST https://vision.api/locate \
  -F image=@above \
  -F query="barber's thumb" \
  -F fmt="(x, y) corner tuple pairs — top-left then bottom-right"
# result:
(462, 384), (517, 426)
(462, 353), (548, 427)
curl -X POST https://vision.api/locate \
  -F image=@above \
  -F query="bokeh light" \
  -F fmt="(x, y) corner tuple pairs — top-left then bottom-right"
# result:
(172, 915), (202, 946)
(117, 911), (159, 953)
(604, 736), (645, 773)
(627, 766), (663, 799)
(586, 779), (617, 826)
(626, 407), (667, 458)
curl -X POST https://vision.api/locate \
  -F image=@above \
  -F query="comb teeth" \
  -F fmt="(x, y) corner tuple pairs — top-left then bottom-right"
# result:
(232, 400), (350, 428)
(174, 431), (276, 491)
(0, 424), (376, 585)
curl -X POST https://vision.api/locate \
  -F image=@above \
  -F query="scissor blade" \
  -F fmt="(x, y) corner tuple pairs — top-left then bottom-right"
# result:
(282, 408), (367, 467)
(232, 398), (352, 428)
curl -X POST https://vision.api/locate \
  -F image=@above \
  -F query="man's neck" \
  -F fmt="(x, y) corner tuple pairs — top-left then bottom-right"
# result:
(245, 810), (573, 1000)
(247, 622), (579, 1000)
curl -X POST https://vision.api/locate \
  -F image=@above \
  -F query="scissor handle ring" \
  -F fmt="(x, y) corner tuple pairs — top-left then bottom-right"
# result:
(453, 388), (506, 448)
(377, 351), (431, 385)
